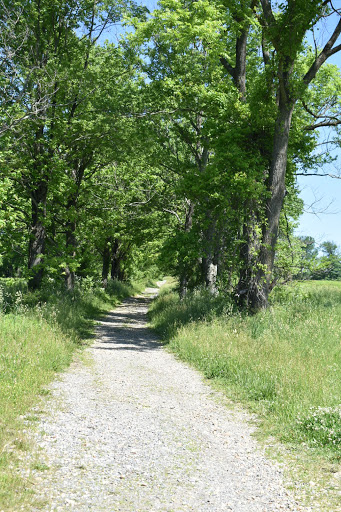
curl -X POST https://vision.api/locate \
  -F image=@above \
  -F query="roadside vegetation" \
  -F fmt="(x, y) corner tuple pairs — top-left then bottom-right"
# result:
(150, 279), (341, 509)
(0, 277), (146, 510)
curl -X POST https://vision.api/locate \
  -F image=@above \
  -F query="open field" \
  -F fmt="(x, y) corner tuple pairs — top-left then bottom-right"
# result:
(2, 278), (341, 510)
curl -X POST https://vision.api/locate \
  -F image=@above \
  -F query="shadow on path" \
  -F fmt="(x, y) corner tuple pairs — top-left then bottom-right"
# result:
(94, 292), (162, 353)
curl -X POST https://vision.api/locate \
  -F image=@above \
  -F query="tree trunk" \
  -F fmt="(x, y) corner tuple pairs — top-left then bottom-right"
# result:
(64, 220), (77, 291)
(202, 217), (219, 295)
(110, 239), (123, 281)
(27, 116), (49, 290)
(203, 255), (218, 294)
(236, 210), (261, 307)
(248, 101), (295, 310)
(179, 273), (189, 300)
(102, 242), (111, 288)
(28, 178), (48, 291)
(28, 214), (46, 290)
(64, 265), (74, 291)
(179, 200), (194, 299)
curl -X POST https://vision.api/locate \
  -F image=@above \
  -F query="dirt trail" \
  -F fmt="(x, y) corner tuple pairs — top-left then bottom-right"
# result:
(24, 284), (304, 511)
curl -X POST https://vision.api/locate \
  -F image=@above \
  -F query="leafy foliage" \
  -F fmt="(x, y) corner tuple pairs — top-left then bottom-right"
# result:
(0, 0), (340, 304)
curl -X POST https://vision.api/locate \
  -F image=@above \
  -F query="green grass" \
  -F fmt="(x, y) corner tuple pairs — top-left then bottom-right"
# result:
(0, 277), (146, 510)
(0, 313), (75, 510)
(149, 280), (341, 509)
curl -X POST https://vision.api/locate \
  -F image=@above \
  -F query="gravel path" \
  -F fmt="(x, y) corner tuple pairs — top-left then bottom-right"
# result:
(24, 284), (304, 511)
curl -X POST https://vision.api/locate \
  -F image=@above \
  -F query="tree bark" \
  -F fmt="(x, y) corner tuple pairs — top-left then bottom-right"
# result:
(28, 191), (47, 290)
(63, 162), (87, 290)
(236, 209), (261, 307)
(179, 200), (194, 299)
(248, 101), (295, 310)
(64, 220), (77, 291)
(202, 216), (219, 295)
(202, 255), (218, 294)
(102, 242), (111, 288)
(110, 239), (124, 281)
(28, 124), (48, 291)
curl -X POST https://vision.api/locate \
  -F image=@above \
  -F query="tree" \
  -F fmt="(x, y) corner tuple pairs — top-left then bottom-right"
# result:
(0, 0), (92, 288)
(0, 0), (142, 289)
(128, 0), (340, 308)
(316, 241), (341, 279)
(1, 0), (340, 302)
(130, 0), (264, 296)
(245, 0), (341, 309)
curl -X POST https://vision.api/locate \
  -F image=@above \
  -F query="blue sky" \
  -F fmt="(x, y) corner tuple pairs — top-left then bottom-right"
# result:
(296, 12), (341, 248)
(297, 174), (341, 247)
(141, 0), (158, 10)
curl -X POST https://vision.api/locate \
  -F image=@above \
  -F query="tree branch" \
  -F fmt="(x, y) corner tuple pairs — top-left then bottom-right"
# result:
(162, 208), (182, 223)
(219, 57), (235, 79)
(296, 172), (341, 178)
(260, 0), (276, 26)
(303, 18), (341, 86)
(304, 119), (341, 130)
(261, 32), (271, 65)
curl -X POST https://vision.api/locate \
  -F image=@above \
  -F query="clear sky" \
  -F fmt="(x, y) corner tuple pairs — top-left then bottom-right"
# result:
(123, 1), (341, 248)
(141, 0), (158, 10)
(296, 12), (341, 248)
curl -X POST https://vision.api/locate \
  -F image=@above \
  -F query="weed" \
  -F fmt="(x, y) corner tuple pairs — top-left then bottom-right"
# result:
(150, 281), (341, 450)
(297, 406), (341, 447)
(32, 462), (49, 471)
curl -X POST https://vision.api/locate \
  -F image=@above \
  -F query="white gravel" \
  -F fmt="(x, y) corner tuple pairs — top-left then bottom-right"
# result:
(23, 284), (306, 511)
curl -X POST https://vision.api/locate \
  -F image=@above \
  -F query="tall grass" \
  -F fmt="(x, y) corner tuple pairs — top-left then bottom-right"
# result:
(149, 281), (341, 454)
(0, 277), (145, 510)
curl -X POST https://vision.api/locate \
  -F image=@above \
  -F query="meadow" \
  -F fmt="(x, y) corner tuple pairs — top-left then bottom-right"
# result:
(1, 278), (341, 510)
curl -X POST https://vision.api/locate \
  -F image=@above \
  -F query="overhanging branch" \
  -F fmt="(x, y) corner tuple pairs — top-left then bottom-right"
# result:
(303, 18), (341, 86)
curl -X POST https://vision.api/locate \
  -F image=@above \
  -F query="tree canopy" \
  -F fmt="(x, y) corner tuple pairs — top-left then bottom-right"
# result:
(1, 0), (340, 309)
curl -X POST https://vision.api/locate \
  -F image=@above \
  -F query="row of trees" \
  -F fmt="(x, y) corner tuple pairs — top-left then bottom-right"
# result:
(0, 0), (162, 289)
(1, 0), (341, 310)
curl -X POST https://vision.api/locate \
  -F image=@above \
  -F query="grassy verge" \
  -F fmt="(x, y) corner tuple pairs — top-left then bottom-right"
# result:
(0, 277), (146, 511)
(149, 280), (341, 510)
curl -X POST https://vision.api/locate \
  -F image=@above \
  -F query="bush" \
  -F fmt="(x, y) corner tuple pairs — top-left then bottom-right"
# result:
(0, 278), (27, 313)
(0, 275), (145, 510)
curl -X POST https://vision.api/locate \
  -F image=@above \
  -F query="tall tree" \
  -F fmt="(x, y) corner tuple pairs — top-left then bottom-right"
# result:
(247, 0), (341, 308)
